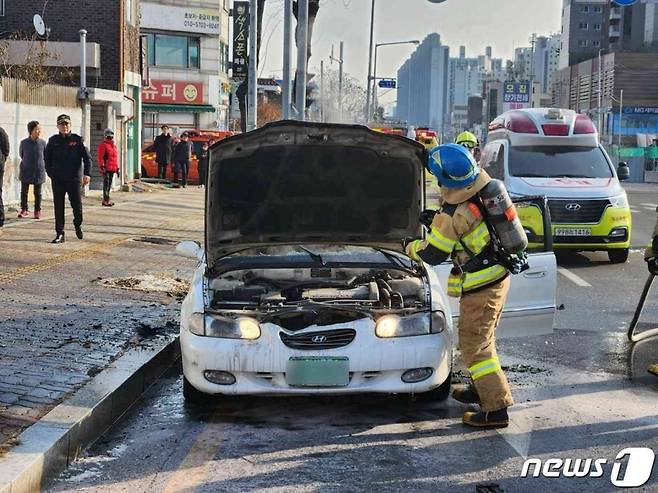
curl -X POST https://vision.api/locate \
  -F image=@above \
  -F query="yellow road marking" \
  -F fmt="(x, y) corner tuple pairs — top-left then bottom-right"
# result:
(162, 411), (225, 493)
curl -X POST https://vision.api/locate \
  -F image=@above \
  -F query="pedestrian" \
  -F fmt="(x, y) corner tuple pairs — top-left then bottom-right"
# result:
(18, 121), (47, 219)
(645, 216), (658, 377)
(0, 124), (9, 233)
(154, 125), (173, 180)
(173, 132), (192, 188)
(198, 141), (209, 187)
(97, 128), (119, 207)
(404, 144), (520, 428)
(44, 114), (91, 244)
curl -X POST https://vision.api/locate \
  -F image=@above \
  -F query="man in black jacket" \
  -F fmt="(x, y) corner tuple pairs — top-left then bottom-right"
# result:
(0, 125), (9, 232)
(153, 125), (173, 179)
(44, 114), (91, 244)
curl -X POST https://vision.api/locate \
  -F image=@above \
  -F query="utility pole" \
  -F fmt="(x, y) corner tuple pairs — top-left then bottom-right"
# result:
(618, 88), (623, 148)
(79, 29), (90, 193)
(598, 49), (604, 136)
(282, 0), (293, 120)
(295, 0), (309, 121)
(330, 42), (344, 121)
(320, 60), (324, 122)
(365, 0), (376, 122)
(247, 0), (258, 130)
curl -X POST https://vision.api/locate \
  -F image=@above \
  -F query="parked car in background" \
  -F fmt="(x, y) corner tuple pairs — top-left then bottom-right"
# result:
(141, 130), (232, 184)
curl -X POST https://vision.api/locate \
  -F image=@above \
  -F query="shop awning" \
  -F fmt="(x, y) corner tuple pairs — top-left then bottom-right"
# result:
(142, 104), (216, 113)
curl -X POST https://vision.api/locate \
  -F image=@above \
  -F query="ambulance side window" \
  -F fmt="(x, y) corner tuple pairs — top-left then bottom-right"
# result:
(482, 143), (505, 180)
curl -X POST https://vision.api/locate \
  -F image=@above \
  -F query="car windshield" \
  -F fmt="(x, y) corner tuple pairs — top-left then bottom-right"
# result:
(508, 146), (613, 179)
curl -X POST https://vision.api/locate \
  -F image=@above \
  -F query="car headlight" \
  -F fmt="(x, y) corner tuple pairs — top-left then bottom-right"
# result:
(609, 194), (629, 208)
(375, 312), (438, 338)
(186, 313), (261, 339)
(187, 313), (205, 336)
(206, 316), (261, 340)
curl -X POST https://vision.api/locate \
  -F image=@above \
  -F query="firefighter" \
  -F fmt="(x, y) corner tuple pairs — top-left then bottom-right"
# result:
(455, 131), (479, 155)
(404, 143), (514, 428)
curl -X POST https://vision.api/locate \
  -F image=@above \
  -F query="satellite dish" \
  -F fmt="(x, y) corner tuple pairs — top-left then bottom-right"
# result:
(33, 14), (46, 36)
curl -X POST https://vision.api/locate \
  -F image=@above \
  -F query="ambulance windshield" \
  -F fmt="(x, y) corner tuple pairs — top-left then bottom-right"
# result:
(508, 146), (614, 179)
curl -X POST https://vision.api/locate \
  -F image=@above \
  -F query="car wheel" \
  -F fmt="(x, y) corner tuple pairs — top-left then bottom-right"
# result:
(608, 249), (629, 264)
(141, 166), (149, 178)
(415, 371), (452, 402)
(183, 376), (208, 404)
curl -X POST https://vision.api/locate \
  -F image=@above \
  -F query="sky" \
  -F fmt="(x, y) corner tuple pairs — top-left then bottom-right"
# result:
(258, 0), (563, 107)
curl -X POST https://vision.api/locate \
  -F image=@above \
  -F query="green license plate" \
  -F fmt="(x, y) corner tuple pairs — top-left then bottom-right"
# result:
(286, 357), (350, 387)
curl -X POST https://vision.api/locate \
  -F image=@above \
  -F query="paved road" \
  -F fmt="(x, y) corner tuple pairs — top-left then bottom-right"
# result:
(47, 186), (658, 492)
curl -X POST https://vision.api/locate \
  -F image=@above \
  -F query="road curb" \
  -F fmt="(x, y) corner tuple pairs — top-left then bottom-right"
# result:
(0, 336), (180, 493)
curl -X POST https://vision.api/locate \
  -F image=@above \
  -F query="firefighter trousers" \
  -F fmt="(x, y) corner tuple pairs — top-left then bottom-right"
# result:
(458, 276), (514, 412)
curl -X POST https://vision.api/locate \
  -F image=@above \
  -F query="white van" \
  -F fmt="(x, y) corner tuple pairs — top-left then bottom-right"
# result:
(483, 108), (632, 263)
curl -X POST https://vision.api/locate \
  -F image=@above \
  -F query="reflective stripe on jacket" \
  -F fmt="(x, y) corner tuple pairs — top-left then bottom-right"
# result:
(406, 170), (508, 298)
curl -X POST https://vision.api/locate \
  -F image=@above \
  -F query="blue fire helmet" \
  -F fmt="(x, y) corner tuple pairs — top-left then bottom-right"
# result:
(427, 143), (480, 189)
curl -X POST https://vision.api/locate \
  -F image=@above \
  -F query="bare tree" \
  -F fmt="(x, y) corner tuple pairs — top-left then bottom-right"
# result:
(317, 68), (366, 124)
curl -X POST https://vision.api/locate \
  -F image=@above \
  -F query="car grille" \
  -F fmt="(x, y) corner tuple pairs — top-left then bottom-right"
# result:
(279, 329), (356, 350)
(548, 199), (610, 224)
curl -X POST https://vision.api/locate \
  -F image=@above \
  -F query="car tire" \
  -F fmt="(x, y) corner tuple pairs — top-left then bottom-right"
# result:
(414, 371), (452, 402)
(608, 249), (629, 264)
(183, 376), (208, 404)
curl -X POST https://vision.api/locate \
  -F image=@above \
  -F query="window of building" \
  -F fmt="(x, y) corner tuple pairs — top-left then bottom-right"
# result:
(219, 42), (229, 74)
(594, 23), (601, 30)
(593, 6), (602, 13)
(593, 40), (601, 47)
(580, 5), (589, 13)
(579, 22), (589, 29)
(145, 33), (201, 69)
(0, 0), (4, 16)
(578, 39), (589, 47)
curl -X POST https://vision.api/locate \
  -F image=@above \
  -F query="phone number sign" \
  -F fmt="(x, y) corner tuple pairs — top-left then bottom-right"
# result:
(504, 81), (531, 103)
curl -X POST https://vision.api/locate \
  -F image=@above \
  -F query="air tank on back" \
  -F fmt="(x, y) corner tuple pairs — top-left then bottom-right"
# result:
(479, 179), (528, 254)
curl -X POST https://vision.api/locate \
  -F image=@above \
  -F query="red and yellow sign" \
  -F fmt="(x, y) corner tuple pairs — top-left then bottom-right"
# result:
(142, 80), (203, 104)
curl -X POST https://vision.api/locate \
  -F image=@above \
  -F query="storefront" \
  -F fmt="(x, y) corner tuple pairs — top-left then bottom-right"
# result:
(141, 79), (215, 143)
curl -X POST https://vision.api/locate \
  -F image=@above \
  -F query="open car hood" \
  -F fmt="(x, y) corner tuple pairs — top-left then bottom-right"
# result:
(206, 121), (426, 272)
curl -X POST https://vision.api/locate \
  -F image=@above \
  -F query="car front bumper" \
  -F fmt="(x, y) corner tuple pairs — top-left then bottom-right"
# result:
(180, 320), (452, 396)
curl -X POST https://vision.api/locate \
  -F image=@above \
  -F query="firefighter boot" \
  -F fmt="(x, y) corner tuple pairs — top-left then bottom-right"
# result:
(452, 384), (481, 405)
(463, 408), (509, 428)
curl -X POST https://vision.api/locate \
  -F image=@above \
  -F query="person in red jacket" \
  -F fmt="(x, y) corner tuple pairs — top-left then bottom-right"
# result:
(97, 128), (119, 206)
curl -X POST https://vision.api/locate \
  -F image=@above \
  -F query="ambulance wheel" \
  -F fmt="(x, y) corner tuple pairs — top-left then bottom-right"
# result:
(609, 249), (629, 264)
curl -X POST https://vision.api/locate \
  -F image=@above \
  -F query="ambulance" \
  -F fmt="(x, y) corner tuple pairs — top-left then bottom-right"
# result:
(483, 108), (632, 263)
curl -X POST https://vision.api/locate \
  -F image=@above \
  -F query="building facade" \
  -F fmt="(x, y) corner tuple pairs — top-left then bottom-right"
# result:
(396, 34), (450, 136)
(0, 0), (143, 184)
(553, 52), (658, 144)
(514, 34), (561, 94)
(140, 0), (231, 144)
(559, 0), (608, 68)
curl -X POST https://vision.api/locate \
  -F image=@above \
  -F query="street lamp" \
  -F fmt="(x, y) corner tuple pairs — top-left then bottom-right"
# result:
(364, 0), (447, 122)
(371, 40), (420, 120)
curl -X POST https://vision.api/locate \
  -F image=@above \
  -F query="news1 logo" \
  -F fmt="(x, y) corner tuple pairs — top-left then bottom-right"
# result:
(521, 447), (656, 488)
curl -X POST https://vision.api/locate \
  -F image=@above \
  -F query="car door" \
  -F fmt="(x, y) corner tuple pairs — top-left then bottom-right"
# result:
(431, 196), (557, 339)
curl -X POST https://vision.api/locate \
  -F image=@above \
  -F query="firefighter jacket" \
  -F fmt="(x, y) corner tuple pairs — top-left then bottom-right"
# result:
(406, 170), (509, 298)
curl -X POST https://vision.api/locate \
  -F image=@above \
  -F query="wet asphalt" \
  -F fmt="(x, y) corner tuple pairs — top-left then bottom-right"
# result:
(46, 189), (658, 493)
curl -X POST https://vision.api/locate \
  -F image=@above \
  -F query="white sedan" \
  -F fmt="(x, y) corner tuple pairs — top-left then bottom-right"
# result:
(177, 122), (556, 403)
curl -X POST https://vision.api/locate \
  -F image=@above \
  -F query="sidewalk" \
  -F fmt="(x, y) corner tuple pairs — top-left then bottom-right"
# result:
(0, 185), (204, 453)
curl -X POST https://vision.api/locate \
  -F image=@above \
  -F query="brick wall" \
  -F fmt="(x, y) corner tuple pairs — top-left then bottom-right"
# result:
(0, 0), (141, 91)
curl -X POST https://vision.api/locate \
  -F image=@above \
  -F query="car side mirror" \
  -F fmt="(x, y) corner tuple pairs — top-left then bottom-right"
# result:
(617, 162), (630, 181)
(177, 240), (203, 261)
